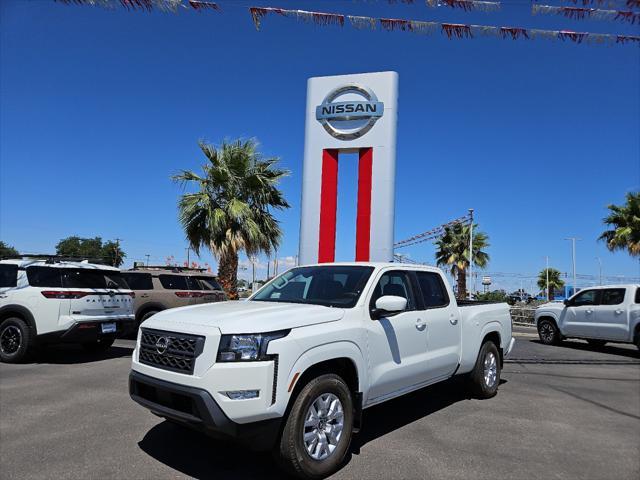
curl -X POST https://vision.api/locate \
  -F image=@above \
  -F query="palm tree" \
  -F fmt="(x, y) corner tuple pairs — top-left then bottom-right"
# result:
(598, 191), (640, 257)
(537, 268), (565, 301)
(435, 223), (489, 300)
(173, 139), (290, 299)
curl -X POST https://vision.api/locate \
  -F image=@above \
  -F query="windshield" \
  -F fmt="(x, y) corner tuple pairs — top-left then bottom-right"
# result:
(251, 265), (374, 308)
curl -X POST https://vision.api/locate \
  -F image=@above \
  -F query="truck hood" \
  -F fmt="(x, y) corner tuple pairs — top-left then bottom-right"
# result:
(142, 300), (345, 334)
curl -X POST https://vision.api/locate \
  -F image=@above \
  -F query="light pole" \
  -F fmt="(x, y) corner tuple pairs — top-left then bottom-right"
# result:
(468, 208), (474, 298)
(145, 254), (150, 267)
(564, 237), (580, 295)
(545, 256), (550, 301)
(595, 257), (603, 285)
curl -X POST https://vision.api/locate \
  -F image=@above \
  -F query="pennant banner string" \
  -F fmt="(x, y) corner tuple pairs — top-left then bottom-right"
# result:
(533, 4), (640, 23)
(247, 6), (640, 46)
(533, 0), (640, 8)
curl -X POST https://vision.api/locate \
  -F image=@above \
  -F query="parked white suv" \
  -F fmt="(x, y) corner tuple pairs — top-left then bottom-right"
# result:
(0, 257), (135, 363)
(535, 285), (640, 349)
(129, 262), (514, 478)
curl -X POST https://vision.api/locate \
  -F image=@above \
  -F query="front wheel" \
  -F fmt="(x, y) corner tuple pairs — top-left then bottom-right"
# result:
(275, 374), (353, 479)
(0, 317), (34, 363)
(538, 319), (561, 345)
(468, 341), (501, 399)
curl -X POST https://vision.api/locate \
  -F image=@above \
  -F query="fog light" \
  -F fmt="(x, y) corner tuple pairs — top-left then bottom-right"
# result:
(223, 390), (259, 400)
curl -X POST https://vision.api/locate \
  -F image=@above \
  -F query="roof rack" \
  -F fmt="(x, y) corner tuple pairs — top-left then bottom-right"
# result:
(131, 264), (208, 273)
(0, 253), (113, 265)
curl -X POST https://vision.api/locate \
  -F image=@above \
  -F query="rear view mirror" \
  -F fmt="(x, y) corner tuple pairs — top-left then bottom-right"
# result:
(372, 295), (407, 319)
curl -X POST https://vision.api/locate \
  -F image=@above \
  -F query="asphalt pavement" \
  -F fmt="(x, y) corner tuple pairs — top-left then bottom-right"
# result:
(1, 326), (638, 480)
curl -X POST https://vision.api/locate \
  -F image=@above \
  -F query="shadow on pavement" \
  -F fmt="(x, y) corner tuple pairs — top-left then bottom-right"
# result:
(138, 377), (504, 478)
(351, 377), (472, 453)
(138, 421), (285, 480)
(530, 339), (640, 359)
(32, 344), (134, 365)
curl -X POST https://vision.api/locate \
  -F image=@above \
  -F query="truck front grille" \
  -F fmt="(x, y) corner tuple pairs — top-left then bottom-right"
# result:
(139, 328), (205, 375)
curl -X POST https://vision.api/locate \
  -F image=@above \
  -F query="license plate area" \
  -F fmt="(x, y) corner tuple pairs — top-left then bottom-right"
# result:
(101, 322), (117, 334)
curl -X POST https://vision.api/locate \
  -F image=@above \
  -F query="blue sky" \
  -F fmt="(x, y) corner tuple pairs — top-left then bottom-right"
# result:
(1, 0), (638, 292)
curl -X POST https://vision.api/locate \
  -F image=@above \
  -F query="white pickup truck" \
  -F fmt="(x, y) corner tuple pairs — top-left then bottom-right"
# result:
(535, 284), (640, 349)
(129, 262), (514, 478)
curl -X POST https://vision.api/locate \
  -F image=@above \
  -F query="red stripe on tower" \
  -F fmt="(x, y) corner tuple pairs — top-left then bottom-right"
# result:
(355, 148), (373, 261)
(318, 149), (339, 263)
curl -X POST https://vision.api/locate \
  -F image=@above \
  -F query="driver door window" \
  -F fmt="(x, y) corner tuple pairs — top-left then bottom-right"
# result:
(369, 271), (415, 314)
(572, 290), (598, 307)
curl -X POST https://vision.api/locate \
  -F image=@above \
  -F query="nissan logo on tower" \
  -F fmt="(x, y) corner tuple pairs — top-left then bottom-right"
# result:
(155, 336), (169, 355)
(315, 84), (384, 140)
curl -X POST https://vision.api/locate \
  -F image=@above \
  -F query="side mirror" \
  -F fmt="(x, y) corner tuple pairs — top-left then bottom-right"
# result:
(563, 299), (570, 306)
(372, 295), (407, 319)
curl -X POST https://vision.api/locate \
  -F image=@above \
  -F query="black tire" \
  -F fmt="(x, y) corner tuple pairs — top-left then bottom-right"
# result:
(275, 373), (354, 479)
(537, 319), (561, 345)
(586, 339), (607, 348)
(0, 317), (34, 363)
(140, 310), (159, 322)
(468, 341), (501, 399)
(81, 337), (115, 353)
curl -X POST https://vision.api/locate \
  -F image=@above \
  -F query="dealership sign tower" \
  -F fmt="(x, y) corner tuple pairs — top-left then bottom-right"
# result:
(298, 71), (399, 265)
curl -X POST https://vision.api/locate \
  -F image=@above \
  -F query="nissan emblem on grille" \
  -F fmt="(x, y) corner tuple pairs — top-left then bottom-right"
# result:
(155, 336), (169, 355)
(139, 328), (205, 375)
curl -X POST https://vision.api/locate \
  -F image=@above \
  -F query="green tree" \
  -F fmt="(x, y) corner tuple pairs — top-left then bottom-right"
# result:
(598, 191), (640, 257)
(55, 236), (126, 267)
(475, 290), (509, 303)
(173, 139), (289, 299)
(0, 241), (19, 258)
(537, 268), (565, 301)
(435, 223), (490, 300)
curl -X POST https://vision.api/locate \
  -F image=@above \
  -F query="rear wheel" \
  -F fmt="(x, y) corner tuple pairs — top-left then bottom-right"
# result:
(0, 317), (33, 363)
(275, 373), (353, 479)
(468, 341), (501, 399)
(140, 310), (159, 322)
(586, 339), (607, 348)
(538, 319), (561, 345)
(81, 337), (115, 353)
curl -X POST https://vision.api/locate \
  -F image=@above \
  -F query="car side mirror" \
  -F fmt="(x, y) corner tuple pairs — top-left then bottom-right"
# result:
(563, 299), (571, 306)
(371, 295), (407, 319)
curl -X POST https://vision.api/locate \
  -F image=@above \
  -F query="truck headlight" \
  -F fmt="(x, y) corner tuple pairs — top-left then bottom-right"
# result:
(217, 330), (289, 362)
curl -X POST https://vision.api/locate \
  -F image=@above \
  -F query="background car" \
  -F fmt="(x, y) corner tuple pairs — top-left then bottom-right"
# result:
(121, 265), (227, 327)
(0, 256), (135, 363)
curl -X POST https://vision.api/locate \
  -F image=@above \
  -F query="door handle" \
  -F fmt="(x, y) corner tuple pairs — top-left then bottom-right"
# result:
(615, 309), (623, 315)
(450, 317), (458, 325)
(586, 309), (593, 314)
(140, 294), (150, 298)
(415, 319), (427, 331)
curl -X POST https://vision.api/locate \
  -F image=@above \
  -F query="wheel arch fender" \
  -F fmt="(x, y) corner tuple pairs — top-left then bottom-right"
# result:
(535, 310), (559, 328)
(0, 304), (37, 335)
(136, 302), (166, 321)
(281, 341), (367, 410)
(459, 321), (503, 373)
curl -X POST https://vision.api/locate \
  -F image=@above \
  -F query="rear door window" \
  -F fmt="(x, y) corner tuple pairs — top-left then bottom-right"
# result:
(26, 267), (63, 287)
(197, 276), (222, 291)
(415, 271), (449, 308)
(63, 269), (128, 289)
(122, 273), (153, 290)
(0, 264), (18, 288)
(600, 288), (626, 305)
(158, 274), (200, 290)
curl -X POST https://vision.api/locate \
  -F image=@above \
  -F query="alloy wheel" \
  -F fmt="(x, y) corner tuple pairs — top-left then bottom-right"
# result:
(483, 351), (497, 388)
(302, 393), (345, 461)
(0, 325), (22, 355)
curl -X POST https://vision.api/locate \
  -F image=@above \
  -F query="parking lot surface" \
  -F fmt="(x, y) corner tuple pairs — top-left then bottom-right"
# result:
(1, 326), (639, 480)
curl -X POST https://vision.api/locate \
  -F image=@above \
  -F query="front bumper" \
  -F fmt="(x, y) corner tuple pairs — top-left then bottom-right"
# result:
(129, 370), (281, 451)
